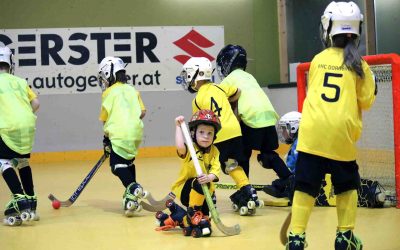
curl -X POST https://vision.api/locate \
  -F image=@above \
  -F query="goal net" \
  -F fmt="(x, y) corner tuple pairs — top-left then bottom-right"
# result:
(296, 53), (400, 208)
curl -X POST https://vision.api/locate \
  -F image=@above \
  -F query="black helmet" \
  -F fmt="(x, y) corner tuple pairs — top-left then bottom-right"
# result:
(216, 44), (247, 79)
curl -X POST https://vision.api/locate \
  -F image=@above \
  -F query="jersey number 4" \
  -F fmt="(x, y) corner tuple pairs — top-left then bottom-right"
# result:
(210, 97), (222, 116)
(321, 72), (342, 103)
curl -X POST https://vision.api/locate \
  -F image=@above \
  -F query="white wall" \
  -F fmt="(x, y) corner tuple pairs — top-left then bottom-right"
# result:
(33, 87), (298, 152)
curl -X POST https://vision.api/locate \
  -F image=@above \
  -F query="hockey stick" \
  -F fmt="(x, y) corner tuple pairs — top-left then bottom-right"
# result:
(140, 192), (176, 212)
(280, 212), (291, 245)
(215, 183), (289, 207)
(48, 154), (107, 207)
(181, 122), (241, 236)
(215, 182), (266, 191)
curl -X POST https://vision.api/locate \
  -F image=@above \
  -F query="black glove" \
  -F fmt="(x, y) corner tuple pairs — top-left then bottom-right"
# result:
(103, 136), (111, 157)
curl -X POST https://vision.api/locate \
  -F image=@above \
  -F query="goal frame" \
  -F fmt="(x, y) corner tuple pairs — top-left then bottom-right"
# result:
(296, 53), (400, 208)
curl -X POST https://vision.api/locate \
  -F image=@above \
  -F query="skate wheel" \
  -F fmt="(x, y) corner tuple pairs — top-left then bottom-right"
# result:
(133, 187), (143, 197)
(249, 209), (256, 215)
(20, 211), (31, 221)
(165, 199), (174, 208)
(191, 227), (202, 238)
(202, 227), (211, 236)
(239, 206), (248, 216)
(247, 200), (256, 209)
(142, 190), (149, 199)
(183, 226), (193, 236)
(232, 203), (239, 212)
(126, 200), (137, 210)
(257, 200), (264, 208)
(135, 205), (142, 212)
(376, 192), (386, 203)
(125, 210), (134, 217)
(4, 216), (22, 226)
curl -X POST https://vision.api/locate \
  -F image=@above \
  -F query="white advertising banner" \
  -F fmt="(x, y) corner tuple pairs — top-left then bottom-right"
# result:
(0, 26), (224, 94)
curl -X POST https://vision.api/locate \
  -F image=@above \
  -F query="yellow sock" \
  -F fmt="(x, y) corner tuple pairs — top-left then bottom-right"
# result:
(229, 167), (249, 189)
(189, 189), (205, 208)
(336, 189), (357, 232)
(291, 191), (315, 234)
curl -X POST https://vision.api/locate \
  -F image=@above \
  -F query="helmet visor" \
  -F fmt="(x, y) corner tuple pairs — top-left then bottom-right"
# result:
(98, 72), (109, 91)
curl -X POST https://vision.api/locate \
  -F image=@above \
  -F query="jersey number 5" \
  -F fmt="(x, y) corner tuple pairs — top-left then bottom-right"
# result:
(321, 72), (342, 102)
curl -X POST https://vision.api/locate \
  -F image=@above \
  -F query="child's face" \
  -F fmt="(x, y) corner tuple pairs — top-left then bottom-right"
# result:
(195, 124), (215, 148)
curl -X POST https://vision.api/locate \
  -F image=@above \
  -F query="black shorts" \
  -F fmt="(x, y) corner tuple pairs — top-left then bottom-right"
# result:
(0, 136), (30, 159)
(109, 150), (134, 167)
(240, 122), (279, 152)
(214, 136), (247, 173)
(295, 152), (360, 197)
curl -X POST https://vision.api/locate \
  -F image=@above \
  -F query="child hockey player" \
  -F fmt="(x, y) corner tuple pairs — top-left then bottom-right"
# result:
(0, 44), (40, 226)
(155, 110), (221, 237)
(98, 56), (148, 217)
(180, 57), (263, 215)
(270, 111), (394, 208)
(216, 44), (293, 193)
(286, 2), (376, 249)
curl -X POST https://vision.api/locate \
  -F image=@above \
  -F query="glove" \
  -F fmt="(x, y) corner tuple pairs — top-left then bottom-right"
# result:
(103, 136), (111, 157)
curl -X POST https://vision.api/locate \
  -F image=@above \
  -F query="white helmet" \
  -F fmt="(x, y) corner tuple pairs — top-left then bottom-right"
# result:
(180, 57), (212, 92)
(98, 56), (126, 91)
(0, 45), (14, 74)
(277, 111), (302, 144)
(321, 1), (363, 47)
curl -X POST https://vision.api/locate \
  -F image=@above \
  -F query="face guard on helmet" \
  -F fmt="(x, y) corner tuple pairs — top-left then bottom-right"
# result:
(320, 1), (363, 47)
(216, 44), (247, 79)
(0, 45), (15, 74)
(277, 111), (301, 144)
(189, 109), (221, 145)
(180, 57), (213, 93)
(98, 56), (126, 91)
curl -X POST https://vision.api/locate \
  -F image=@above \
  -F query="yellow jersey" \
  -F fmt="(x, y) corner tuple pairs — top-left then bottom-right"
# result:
(171, 144), (221, 199)
(0, 73), (36, 154)
(192, 82), (241, 143)
(297, 47), (376, 161)
(99, 82), (144, 160)
(220, 69), (279, 128)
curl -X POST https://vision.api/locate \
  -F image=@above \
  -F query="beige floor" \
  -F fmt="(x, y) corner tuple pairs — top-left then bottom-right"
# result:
(1, 155), (399, 250)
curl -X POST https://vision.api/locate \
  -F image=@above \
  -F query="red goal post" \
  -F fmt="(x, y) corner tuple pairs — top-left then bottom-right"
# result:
(296, 53), (400, 208)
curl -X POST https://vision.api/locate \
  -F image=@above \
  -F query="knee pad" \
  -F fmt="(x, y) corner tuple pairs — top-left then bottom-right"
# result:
(223, 158), (239, 174)
(0, 159), (13, 173)
(14, 158), (29, 170)
(111, 163), (129, 175)
(257, 152), (280, 169)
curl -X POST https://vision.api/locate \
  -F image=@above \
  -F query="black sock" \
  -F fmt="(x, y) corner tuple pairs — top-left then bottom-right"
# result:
(113, 167), (135, 187)
(2, 168), (24, 195)
(18, 166), (35, 196)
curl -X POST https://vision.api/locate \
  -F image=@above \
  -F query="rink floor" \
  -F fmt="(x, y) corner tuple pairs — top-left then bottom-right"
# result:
(1, 154), (399, 250)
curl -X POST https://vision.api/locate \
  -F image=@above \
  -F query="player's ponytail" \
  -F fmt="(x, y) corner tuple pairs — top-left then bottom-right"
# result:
(333, 34), (364, 78)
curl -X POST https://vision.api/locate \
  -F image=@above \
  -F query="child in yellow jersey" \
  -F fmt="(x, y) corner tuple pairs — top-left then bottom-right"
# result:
(216, 44), (294, 198)
(180, 57), (263, 216)
(97, 56), (148, 217)
(155, 110), (221, 237)
(286, 2), (377, 250)
(0, 44), (40, 226)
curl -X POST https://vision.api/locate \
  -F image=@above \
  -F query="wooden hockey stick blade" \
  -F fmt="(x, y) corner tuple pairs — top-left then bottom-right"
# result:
(280, 212), (292, 246)
(181, 122), (240, 236)
(48, 194), (73, 207)
(215, 183), (266, 191)
(203, 184), (241, 236)
(140, 192), (177, 212)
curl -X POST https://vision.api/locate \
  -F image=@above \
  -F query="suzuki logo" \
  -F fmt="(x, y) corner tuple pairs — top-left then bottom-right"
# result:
(173, 29), (215, 64)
